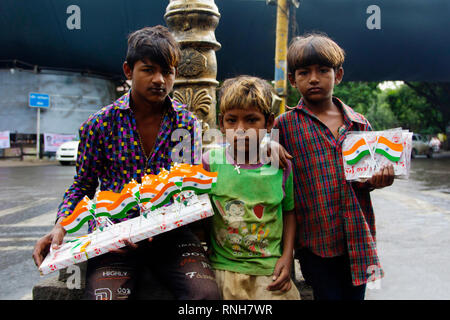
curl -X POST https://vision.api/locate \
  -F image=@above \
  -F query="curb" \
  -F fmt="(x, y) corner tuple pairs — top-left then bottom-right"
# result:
(0, 159), (59, 167)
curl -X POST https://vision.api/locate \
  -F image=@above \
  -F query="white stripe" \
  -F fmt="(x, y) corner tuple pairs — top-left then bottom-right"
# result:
(1, 209), (56, 227)
(0, 236), (78, 242)
(344, 144), (370, 161)
(151, 185), (180, 206)
(0, 246), (34, 251)
(182, 181), (211, 190)
(376, 142), (402, 157)
(0, 197), (57, 219)
(140, 192), (156, 199)
(108, 196), (136, 215)
(0, 237), (42, 242)
(63, 210), (93, 231)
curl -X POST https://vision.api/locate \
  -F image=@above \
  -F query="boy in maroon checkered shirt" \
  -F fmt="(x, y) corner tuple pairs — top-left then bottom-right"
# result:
(274, 33), (395, 300)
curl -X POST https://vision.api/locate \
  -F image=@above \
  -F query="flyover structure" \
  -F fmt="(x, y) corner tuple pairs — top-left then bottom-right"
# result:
(0, 0), (449, 153)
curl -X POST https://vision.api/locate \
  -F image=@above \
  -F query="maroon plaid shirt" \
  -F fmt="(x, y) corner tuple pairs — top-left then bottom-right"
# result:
(274, 97), (383, 286)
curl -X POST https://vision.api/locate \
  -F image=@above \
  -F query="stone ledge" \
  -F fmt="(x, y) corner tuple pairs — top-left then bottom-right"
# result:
(33, 261), (175, 300)
(33, 260), (313, 300)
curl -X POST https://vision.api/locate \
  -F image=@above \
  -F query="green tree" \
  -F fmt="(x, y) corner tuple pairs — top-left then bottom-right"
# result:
(383, 85), (443, 134)
(404, 82), (450, 132)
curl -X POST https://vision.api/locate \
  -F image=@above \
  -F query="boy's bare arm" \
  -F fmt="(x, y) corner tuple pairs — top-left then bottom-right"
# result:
(265, 140), (293, 169)
(267, 210), (296, 292)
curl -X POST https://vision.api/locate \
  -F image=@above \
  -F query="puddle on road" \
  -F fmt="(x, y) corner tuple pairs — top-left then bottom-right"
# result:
(409, 155), (450, 193)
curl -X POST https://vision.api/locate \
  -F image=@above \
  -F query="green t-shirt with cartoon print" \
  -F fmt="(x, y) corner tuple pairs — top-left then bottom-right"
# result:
(202, 147), (295, 276)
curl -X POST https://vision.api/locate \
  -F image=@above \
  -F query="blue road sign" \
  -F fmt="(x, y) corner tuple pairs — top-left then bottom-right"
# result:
(29, 93), (50, 108)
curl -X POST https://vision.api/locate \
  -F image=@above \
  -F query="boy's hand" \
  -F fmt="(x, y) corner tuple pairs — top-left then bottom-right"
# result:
(368, 164), (395, 189)
(32, 218), (67, 267)
(265, 141), (293, 169)
(108, 237), (153, 255)
(267, 255), (292, 292)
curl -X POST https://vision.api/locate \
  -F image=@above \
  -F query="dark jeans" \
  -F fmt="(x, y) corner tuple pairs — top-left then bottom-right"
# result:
(83, 226), (221, 300)
(295, 248), (366, 300)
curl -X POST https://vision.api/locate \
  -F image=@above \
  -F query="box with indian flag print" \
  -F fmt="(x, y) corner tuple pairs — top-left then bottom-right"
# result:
(342, 128), (413, 181)
(38, 163), (217, 275)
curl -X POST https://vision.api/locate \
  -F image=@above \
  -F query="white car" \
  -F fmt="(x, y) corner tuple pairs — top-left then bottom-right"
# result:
(56, 141), (79, 165)
(412, 133), (432, 158)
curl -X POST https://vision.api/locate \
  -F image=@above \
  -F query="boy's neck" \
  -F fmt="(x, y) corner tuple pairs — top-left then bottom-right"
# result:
(229, 146), (260, 166)
(302, 97), (337, 116)
(129, 91), (166, 119)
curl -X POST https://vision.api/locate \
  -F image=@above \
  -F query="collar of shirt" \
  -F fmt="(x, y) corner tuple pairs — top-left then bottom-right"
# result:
(294, 97), (367, 125)
(112, 90), (186, 114)
(293, 97), (368, 145)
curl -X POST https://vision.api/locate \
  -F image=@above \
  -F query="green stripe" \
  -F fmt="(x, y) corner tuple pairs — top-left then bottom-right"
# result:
(151, 190), (179, 210)
(345, 149), (371, 165)
(66, 216), (93, 234)
(139, 197), (153, 204)
(110, 200), (138, 219)
(375, 148), (400, 162)
(96, 212), (112, 219)
(182, 186), (211, 194)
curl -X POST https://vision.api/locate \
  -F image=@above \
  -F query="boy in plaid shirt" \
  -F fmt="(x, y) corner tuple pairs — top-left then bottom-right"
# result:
(274, 33), (395, 300)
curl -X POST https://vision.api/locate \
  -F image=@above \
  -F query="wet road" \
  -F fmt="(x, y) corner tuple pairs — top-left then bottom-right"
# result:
(0, 163), (83, 300)
(366, 152), (450, 300)
(0, 153), (449, 300)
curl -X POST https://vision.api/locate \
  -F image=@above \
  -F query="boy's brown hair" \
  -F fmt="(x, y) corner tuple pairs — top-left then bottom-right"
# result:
(219, 75), (274, 119)
(287, 32), (345, 74)
(126, 25), (180, 70)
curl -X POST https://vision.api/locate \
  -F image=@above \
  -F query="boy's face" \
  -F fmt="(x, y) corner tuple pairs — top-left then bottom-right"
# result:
(123, 58), (176, 106)
(219, 106), (274, 156)
(288, 64), (343, 104)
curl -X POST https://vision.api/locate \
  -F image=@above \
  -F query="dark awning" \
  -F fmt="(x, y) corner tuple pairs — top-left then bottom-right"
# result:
(1, 0), (449, 82)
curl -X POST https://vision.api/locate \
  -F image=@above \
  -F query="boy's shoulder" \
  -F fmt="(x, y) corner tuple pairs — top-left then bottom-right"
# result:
(337, 98), (370, 126)
(79, 102), (117, 132)
(274, 105), (298, 126)
(171, 97), (199, 127)
(275, 98), (371, 128)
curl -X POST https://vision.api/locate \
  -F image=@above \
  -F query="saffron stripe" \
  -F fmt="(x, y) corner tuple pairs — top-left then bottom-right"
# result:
(342, 138), (367, 156)
(377, 136), (403, 152)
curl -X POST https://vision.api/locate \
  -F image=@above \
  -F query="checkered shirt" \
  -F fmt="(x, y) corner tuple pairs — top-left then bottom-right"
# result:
(274, 97), (383, 285)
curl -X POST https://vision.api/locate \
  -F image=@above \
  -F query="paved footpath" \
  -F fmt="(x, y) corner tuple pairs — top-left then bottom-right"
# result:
(366, 178), (450, 300)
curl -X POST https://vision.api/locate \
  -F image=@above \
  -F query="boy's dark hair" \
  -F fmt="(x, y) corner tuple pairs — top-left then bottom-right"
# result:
(287, 32), (345, 74)
(126, 25), (180, 70)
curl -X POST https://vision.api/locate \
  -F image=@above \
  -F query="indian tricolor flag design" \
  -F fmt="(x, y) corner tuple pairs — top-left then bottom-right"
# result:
(181, 177), (213, 194)
(95, 191), (122, 219)
(121, 181), (140, 200)
(375, 136), (403, 162)
(190, 165), (218, 184)
(107, 193), (138, 219)
(139, 185), (159, 204)
(149, 181), (180, 210)
(60, 196), (95, 233)
(168, 164), (195, 186)
(343, 138), (371, 165)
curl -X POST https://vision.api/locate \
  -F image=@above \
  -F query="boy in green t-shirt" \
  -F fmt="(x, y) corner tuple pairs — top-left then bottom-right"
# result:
(202, 76), (300, 300)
